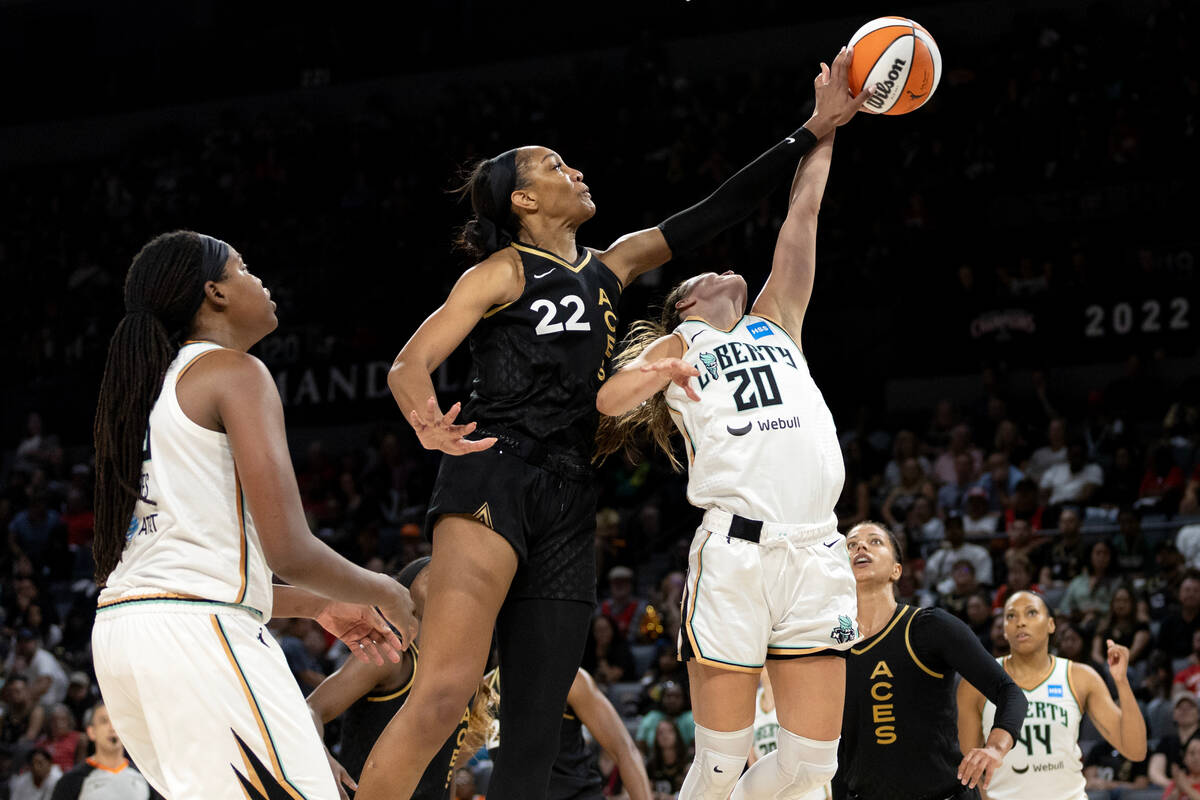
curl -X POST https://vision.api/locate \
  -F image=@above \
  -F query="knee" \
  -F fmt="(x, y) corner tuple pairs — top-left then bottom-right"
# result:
(409, 678), (475, 735)
(776, 728), (838, 789)
(682, 724), (753, 799)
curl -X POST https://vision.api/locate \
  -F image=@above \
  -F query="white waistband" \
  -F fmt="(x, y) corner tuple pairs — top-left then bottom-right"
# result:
(701, 508), (838, 545)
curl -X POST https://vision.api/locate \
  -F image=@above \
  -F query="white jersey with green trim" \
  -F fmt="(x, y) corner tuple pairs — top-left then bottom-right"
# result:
(981, 655), (1086, 800)
(99, 341), (273, 618)
(664, 314), (843, 526)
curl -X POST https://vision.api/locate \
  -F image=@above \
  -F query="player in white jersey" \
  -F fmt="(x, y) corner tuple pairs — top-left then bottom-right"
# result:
(957, 591), (1146, 800)
(91, 231), (418, 799)
(596, 50), (870, 800)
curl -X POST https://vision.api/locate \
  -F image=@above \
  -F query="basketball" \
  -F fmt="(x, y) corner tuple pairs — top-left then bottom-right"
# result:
(847, 17), (942, 115)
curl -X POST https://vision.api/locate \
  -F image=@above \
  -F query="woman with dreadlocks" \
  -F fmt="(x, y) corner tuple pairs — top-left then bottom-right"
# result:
(91, 231), (418, 799)
(593, 55), (869, 800)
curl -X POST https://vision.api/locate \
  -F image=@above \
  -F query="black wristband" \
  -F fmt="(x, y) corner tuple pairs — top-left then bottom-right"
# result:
(657, 126), (818, 257)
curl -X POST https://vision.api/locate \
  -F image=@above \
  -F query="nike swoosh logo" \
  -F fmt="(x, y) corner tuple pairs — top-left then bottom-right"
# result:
(784, 137), (796, 144)
(714, 765), (724, 773)
(533, 270), (553, 279)
(726, 422), (752, 436)
(1012, 765), (1029, 774)
(823, 538), (839, 548)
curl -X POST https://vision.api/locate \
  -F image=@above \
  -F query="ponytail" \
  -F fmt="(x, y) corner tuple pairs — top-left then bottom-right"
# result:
(453, 149), (528, 260)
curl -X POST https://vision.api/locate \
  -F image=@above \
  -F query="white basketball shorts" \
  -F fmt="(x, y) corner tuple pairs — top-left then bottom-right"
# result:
(93, 600), (339, 800)
(679, 509), (859, 672)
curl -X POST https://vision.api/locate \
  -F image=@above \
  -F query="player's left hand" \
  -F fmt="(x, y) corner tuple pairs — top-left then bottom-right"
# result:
(957, 745), (1003, 790)
(325, 747), (356, 800)
(315, 601), (404, 666)
(1106, 638), (1130, 683)
(640, 358), (701, 401)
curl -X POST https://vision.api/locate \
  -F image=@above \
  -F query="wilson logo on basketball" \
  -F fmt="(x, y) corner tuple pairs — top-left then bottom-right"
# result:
(865, 58), (908, 110)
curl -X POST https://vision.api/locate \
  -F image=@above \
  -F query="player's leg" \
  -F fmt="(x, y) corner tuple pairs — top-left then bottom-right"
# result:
(678, 661), (760, 800)
(486, 596), (593, 799)
(731, 655), (844, 799)
(355, 515), (517, 799)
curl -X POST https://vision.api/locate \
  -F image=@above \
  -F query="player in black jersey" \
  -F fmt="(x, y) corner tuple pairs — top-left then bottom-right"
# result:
(484, 667), (652, 800)
(306, 559), (479, 800)
(357, 46), (865, 800)
(832, 522), (1028, 800)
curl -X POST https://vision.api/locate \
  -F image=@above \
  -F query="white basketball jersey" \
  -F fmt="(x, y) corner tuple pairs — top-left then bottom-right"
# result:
(752, 687), (779, 758)
(982, 656), (1086, 800)
(665, 315), (843, 525)
(99, 342), (273, 618)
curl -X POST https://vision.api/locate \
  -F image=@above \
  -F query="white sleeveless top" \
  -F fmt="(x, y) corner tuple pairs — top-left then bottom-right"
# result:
(99, 342), (273, 619)
(982, 656), (1086, 800)
(664, 314), (843, 526)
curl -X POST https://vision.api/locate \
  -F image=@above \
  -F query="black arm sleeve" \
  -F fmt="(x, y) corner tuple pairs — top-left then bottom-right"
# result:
(657, 127), (818, 256)
(911, 608), (1028, 742)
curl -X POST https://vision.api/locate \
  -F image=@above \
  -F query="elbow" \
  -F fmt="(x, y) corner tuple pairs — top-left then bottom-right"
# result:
(1122, 743), (1147, 762)
(597, 389), (628, 418)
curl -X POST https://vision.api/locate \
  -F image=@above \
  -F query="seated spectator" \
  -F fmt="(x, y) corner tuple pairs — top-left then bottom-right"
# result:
(1181, 465), (1200, 516)
(60, 674), (95, 732)
(645, 719), (690, 799)
(964, 590), (994, 649)
(974, 451), (1025, 511)
(0, 678), (45, 749)
(1003, 519), (1045, 568)
(1148, 689), (1200, 792)
(882, 430), (932, 492)
(1174, 630), (1200, 696)
(582, 614), (635, 687)
(991, 419), (1028, 467)
(932, 423), (982, 486)
(273, 619), (328, 693)
(936, 452), (976, 514)
(600, 565), (647, 641)
(881, 458), (935, 532)
(1177, 522), (1200, 571)
(1113, 507), (1154, 575)
(34, 705), (83, 774)
(1162, 736), (1200, 800)
(1039, 442), (1103, 507)
(1026, 418), (1068, 483)
(1037, 506), (1087, 585)
(1060, 539), (1121, 629)
(641, 639), (688, 696)
(452, 767), (485, 800)
(1053, 621), (1114, 695)
(904, 496), (944, 559)
(7, 492), (61, 569)
(836, 439), (872, 531)
(8, 747), (59, 800)
(1004, 479), (1045, 532)
(1149, 543), (1189, 621)
(1093, 444), (1142, 509)
(992, 552), (1040, 612)
(1139, 443), (1186, 513)
(594, 507), (626, 583)
(636, 681), (694, 753)
(936, 559), (981, 619)
(1143, 651), (1179, 741)
(1083, 739), (1151, 797)
(1093, 584), (1152, 668)
(961, 487), (999, 537)
(926, 514), (994, 589)
(5, 629), (68, 708)
(1159, 570), (1200, 660)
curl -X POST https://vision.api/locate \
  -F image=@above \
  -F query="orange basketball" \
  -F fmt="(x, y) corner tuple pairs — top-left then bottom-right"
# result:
(847, 17), (942, 115)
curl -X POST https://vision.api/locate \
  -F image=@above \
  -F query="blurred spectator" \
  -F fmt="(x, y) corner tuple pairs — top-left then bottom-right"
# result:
(1174, 630), (1200, 696)
(8, 492), (61, 568)
(1139, 443), (1186, 513)
(0, 678), (46, 749)
(962, 487), (999, 537)
(594, 508), (627, 583)
(581, 614), (635, 687)
(34, 705), (83, 773)
(4, 631), (68, 707)
(1113, 508), (1154, 575)
(905, 496), (944, 560)
(273, 619), (328, 693)
(599, 566), (646, 642)
(963, 591), (994, 649)
(1039, 443), (1103, 507)
(932, 424), (982, 486)
(973, 452), (1024, 512)
(1026, 418), (1068, 483)
(1059, 539), (1120, 628)
(50, 702), (160, 800)
(1004, 479), (1045, 532)
(1053, 621), (1113, 695)
(991, 553), (1040, 612)
(937, 559), (981, 619)
(641, 639), (688, 696)
(936, 452), (976, 514)
(1038, 506), (1087, 585)
(926, 515), (993, 590)
(14, 414), (54, 474)
(636, 682), (694, 752)
(644, 719), (689, 798)
(1095, 444), (1142, 509)
(988, 613), (1010, 658)
(1082, 738), (1150, 796)
(1148, 689), (1200, 792)
(9, 747), (59, 800)
(882, 431), (931, 492)
(1148, 543), (1188, 621)
(1181, 466), (1200, 516)
(881, 458), (935, 532)
(836, 440), (871, 531)
(1092, 585), (1151, 668)
(1177, 523), (1200, 571)
(60, 674), (95, 730)
(452, 767), (485, 800)
(1158, 570), (1200, 660)
(1161, 737), (1200, 800)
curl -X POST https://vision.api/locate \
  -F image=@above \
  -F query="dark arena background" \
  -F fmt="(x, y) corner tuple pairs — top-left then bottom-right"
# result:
(1, 0), (1197, 796)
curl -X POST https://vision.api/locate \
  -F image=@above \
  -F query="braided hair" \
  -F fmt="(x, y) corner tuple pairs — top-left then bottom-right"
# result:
(93, 231), (228, 583)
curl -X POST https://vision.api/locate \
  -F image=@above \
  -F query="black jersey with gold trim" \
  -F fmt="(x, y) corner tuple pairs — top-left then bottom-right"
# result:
(466, 242), (622, 458)
(835, 605), (964, 800)
(338, 646), (464, 799)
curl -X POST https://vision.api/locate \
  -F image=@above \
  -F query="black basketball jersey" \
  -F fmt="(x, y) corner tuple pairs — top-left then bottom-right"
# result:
(465, 242), (623, 458)
(485, 669), (604, 800)
(339, 646), (466, 800)
(837, 605), (963, 800)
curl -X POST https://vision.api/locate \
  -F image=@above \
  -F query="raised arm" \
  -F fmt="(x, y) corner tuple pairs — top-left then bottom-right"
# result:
(597, 47), (869, 286)
(567, 669), (652, 800)
(1074, 643), (1147, 762)
(388, 250), (523, 455)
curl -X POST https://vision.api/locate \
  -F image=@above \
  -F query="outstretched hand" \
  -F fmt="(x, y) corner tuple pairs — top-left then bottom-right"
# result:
(1106, 638), (1130, 683)
(641, 358), (701, 402)
(314, 601), (404, 666)
(409, 397), (497, 455)
(957, 744), (1004, 790)
(808, 46), (873, 137)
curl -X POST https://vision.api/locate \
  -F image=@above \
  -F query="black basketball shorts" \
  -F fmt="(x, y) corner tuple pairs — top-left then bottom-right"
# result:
(425, 442), (598, 603)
